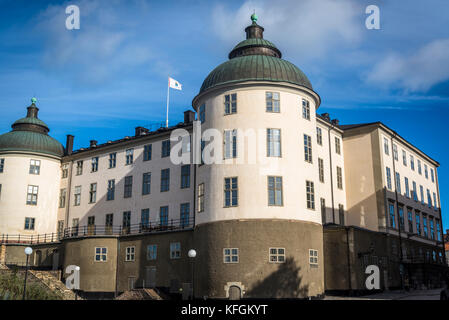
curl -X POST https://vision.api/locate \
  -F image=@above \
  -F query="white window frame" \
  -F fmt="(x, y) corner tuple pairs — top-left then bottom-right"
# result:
(147, 244), (157, 261)
(309, 249), (318, 265)
(170, 242), (181, 259)
(95, 247), (107, 262)
(125, 246), (135, 262)
(269, 248), (285, 263)
(223, 248), (239, 263)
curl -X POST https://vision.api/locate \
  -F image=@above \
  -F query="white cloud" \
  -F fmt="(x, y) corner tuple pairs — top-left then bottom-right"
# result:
(367, 38), (449, 92)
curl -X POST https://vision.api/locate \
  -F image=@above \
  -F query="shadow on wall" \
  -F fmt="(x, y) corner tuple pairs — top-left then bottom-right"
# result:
(246, 257), (309, 298)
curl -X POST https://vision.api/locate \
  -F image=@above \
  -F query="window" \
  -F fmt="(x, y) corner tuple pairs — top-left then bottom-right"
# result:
(180, 203), (190, 227)
(26, 185), (39, 205)
(306, 181), (315, 210)
(433, 193), (437, 210)
(57, 220), (64, 238)
(407, 209), (413, 233)
(427, 189), (432, 208)
(410, 155), (415, 170)
(29, 159), (41, 175)
(436, 219), (441, 241)
(316, 127), (322, 146)
(0, 184), (2, 199)
(386, 167), (392, 190)
(337, 167), (343, 190)
(266, 92), (280, 112)
(143, 144), (152, 161)
(95, 247), (107, 262)
(389, 202), (395, 229)
(412, 181), (417, 201)
(398, 206), (404, 231)
(430, 169), (435, 183)
(318, 158), (324, 183)
(223, 248), (238, 263)
(423, 216), (428, 238)
(170, 242), (181, 259)
(199, 104), (205, 123)
(109, 153), (116, 168)
(147, 245), (157, 260)
(415, 213), (421, 235)
(267, 129), (281, 157)
(224, 177), (238, 207)
(402, 150), (407, 166)
(91, 157), (98, 172)
(73, 186), (81, 206)
(269, 248), (285, 263)
(339, 204), (345, 225)
(395, 172), (401, 194)
(424, 164), (428, 179)
(197, 183), (205, 212)
(309, 249), (318, 265)
(24, 217), (35, 230)
(89, 183), (97, 203)
(72, 218), (79, 236)
(303, 134), (312, 163)
(124, 176), (133, 198)
(224, 129), (238, 159)
(61, 164), (68, 178)
(142, 172), (151, 195)
(420, 185), (424, 204)
(161, 140), (171, 158)
(160, 206), (168, 226)
(0, 158), (4, 173)
(320, 198), (326, 224)
(268, 176), (283, 206)
(224, 93), (237, 115)
(404, 177), (409, 197)
(126, 148), (134, 165)
(125, 247), (135, 262)
(429, 218), (435, 240)
(141, 208), (150, 228)
(383, 138), (389, 155)
(160, 169), (170, 192)
(76, 161), (83, 175)
(393, 144), (398, 161)
(105, 213), (113, 228)
(302, 98), (310, 120)
(123, 211), (131, 232)
(59, 188), (66, 208)
(107, 179), (115, 201)
(181, 165), (190, 189)
(87, 216), (95, 233)
(417, 159), (422, 175)
(335, 137), (341, 155)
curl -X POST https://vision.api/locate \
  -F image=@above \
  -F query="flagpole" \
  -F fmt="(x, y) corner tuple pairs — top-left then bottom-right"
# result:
(166, 76), (170, 128)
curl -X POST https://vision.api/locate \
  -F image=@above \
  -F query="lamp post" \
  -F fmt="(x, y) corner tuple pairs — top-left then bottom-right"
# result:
(22, 247), (33, 300)
(188, 249), (196, 300)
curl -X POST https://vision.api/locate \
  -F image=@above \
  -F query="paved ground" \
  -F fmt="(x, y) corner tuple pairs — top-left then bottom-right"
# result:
(324, 288), (443, 300)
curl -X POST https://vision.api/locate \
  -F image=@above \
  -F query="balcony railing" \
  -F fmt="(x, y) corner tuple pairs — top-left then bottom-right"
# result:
(0, 217), (194, 245)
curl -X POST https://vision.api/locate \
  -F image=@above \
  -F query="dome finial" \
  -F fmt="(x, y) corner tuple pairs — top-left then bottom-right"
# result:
(31, 97), (37, 105)
(251, 12), (258, 23)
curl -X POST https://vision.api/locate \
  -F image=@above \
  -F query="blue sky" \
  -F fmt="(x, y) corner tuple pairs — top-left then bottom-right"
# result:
(1, 0), (448, 230)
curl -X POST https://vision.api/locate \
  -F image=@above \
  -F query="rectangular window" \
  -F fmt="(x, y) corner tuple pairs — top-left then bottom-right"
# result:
(161, 140), (171, 158)
(124, 176), (133, 198)
(269, 248), (285, 263)
(420, 185), (424, 204)
(224, 177), (238, 207)
(386, 167), (392, 190)
(266, 92), (280, 112)
(59, 188), (66, 208)
(309, 249), (318, 265)
(170, 242), (181, 259)
(415, 213), (421, 235)
(142, 172), (151, 195)
(303, 134), (312, 163)
(89, 183), (97, 203)
(95, 247), (107, 262)
(417, 160), (422, 175)
(199, 104), (205, 123)
(410, 155), (415, 170)
(180, 203), (190, 228)
(61, 164), (68, 178)
(302, 98), (310, 120)
(395, 172), (401, 194)
(320, 198), (326, 224)
(393, 144), (398, 161)
(424, 164), (428, 179)
(57, 220), (64, 238)
(412, 181), (417, 201)
(384, 138), (389, 155)
(87, 216), (95, 234)
(160, 206), (168, 227)
(107, 179), (115, 201)
(427, 189), (432, 208)
(423, 216), (428, 238)
(91, 157), (98, 172)
(407, 209), (413, 233)
(29, 159), (41, 175)
(223, 248), (238, 263)
(105, 213), (113, 228)
(318, 158), (324, 183)
(436, 219), (441, 241)
(74, 186), (81, 206)
(143, 144), (152, 161)
(24, 217), (35, 230)
(430, 168), (435, 183)
(433, 192), (437, 210)
(429, 218), (435, 240)
(160, 169), (170, 192)
(125, 246), (135, 262)
(224, 129), (238, 159)
(402, 150), (407, 166)
(306, 180), (315, 210)
(71, 218), (79, 236)
(122, 211), (131, 233)
(126, 148), (134, 165)
(76, 161), (83, 175)
(198, 183), (205, 213)
(316, 127), (322, 146)
(0, 158), (4, 173)
(267, 129), (281, 157)
(141, 208), (150, 228)
(339, 204), (345, 225)
(398, 206), (404, 231)
(147, 245), (157, 260)
(109, 153), (116, 168)
(335, 137), (341, 155)
(268, 176), (283, 206)
(389, 202), (396, 229)
(404, 177), (409, 197)
(224, 93), (237, 115)
(337, 167), (343, 190)
(181, 165), (190, 189)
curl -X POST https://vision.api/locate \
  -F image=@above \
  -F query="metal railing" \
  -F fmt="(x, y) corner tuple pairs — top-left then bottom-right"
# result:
(0, 217), (194, 245)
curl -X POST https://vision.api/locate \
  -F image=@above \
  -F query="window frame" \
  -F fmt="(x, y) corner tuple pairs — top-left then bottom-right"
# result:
(223, 248), (239, 263)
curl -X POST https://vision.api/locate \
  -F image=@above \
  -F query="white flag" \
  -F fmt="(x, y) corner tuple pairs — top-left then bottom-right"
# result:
(169, 77), (182, 90)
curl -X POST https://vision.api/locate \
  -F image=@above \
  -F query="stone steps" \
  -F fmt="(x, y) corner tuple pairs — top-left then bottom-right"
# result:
(30, 270), (80, 300)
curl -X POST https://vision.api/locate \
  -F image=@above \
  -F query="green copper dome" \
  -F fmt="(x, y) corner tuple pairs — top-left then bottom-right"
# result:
(197, 15), (313, 95)
(0, 100), (64, 158)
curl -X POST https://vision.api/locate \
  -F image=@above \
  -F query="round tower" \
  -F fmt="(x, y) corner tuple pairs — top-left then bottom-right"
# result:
(192, 16), (324, 299)
(0, 99), (64, 236)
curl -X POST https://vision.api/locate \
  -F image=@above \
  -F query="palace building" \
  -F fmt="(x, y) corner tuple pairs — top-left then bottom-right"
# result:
(0, 15), (446, 299)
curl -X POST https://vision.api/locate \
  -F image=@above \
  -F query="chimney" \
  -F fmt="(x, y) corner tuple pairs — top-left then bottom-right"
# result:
(135, 126), (149, 136)
(331, 119), (340, 126)
(184, 110), (195, 124)
(66, 135), (74, 155)
(90, 140), (98, 148)
(321, 113), (330, 121)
